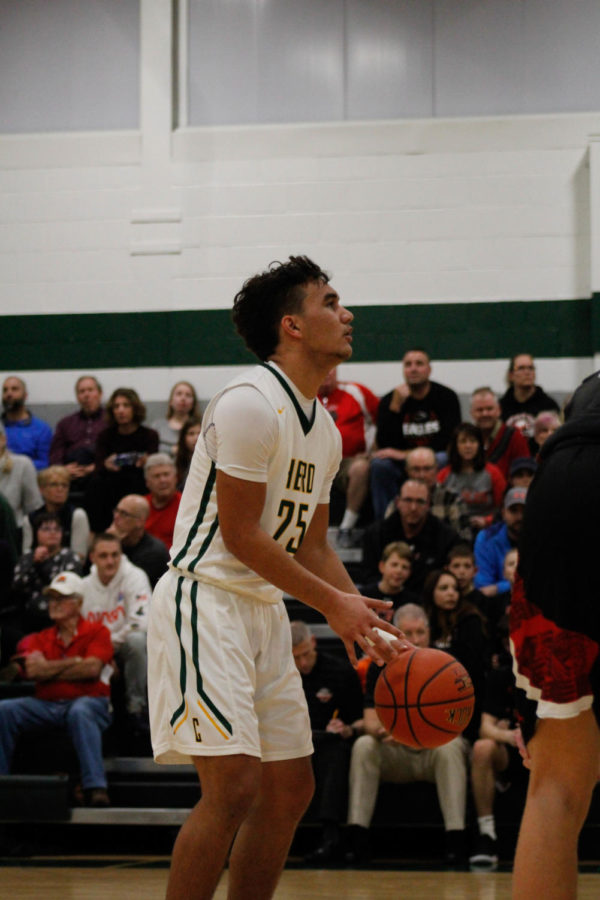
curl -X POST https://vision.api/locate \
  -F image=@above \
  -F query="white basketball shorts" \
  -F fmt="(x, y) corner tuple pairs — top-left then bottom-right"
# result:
(148, 569), (313, 764)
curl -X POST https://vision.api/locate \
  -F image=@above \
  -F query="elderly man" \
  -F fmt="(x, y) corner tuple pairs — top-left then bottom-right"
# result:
(370, 350), (461, 519)
(108, 494), (169, 588)
(474, 487), (527, 597)
(1, 376), (53, 471)
(346, 603), (468, 866)
(49, 375), (105, 491)
(470, 387), (530, 479)
(0, 571), (113, 807)
(362, 478), (460, 591)
(143, 453), (182, 549)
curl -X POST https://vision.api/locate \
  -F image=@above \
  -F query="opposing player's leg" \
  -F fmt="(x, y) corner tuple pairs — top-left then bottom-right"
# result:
(227, 755), (314, 900)
(512, 709), (600, 900)
(166, 753), (262, 900)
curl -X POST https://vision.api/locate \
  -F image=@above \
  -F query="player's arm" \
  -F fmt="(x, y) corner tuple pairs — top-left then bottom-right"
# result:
(217, 470), (402, 666)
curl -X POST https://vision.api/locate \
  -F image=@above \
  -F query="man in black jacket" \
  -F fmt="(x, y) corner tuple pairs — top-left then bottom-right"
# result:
(361, 479), (460, 591)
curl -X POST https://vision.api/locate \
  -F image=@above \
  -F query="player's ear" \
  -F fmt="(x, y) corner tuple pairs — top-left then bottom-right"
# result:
(281, 314), (302, 339)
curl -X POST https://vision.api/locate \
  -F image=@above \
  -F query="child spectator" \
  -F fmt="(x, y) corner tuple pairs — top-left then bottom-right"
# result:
(507, 457), (537, 489)
(422, 568), (487, 740)
(446, 543), (485, 606)
(437, 423), (506, 541)
(359, 541), (419, 621)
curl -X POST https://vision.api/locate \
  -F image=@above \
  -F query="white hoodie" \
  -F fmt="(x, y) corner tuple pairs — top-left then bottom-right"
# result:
(82, 555), (151, 647)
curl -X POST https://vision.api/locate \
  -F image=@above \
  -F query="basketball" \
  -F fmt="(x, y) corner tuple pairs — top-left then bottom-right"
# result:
(374, 647), (474, 749)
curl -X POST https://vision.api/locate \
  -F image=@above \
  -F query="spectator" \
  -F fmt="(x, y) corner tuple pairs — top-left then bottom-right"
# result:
(143, 453), (182, 550)
(291, 620), (364, 865)
(359, 541), (419, 620)
(82, 533), (150, 725)
(469, 660), (521, 870)
(86, 388), (159, 532)
(22, 466), (90, 561)
(421, 568), (487, 740)
(0, 571), (112, 807)
(0, 493), (18, 603)
(49, 375), (105, 498)
(317, 368), (379, 547)
(405, 446), (471, 541)
(107, 494), (169, 588)
(12, 512), (83, 634)
(499, 354), (559, 440)
(531, 410), (561, 455)
(436, 424), (506, 539)
(470, 387), (530, 479)
(474, 487), (527, 597)
(346, 603), (468, 866)
(362, 478), (460, 592)
(507, 456), (537, 489)
(151, 381), (200, 456)
(0, 421), (42, 529)
(174, 415), (202, 490)
(370, 350), (461, 519)
(1, 376), (53, 471)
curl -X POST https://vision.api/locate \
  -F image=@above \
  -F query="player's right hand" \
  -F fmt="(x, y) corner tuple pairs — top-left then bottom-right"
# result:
(326, 593), (407, 668)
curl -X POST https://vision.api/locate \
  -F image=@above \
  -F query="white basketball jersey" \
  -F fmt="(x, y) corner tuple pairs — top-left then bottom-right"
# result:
(169, 363), (341, 604)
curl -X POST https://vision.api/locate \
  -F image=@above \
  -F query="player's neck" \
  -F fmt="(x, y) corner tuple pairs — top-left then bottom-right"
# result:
(267, 352), (327, 400)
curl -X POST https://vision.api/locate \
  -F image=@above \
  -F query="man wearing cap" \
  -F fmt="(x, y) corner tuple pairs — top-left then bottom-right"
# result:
(0, 571), (113, 807)
(473, 487), (527, 597)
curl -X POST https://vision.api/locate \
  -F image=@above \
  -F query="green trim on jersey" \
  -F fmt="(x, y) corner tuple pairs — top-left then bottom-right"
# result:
(260, 362), (316, 435)
(190, 580), (233, 735)
(172, 461), (217, 569)
(169, 576), (187, 729)
(188, 515), (220, 574)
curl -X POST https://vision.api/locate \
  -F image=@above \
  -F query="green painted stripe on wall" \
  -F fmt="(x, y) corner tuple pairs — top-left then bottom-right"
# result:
(0, 297), (595, 370)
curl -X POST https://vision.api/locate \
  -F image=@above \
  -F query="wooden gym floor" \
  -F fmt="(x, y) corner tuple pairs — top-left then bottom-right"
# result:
(3, 859), (600, 899)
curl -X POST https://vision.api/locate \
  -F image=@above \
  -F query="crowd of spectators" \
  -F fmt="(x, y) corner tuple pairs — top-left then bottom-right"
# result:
(0, 353), (563, 862)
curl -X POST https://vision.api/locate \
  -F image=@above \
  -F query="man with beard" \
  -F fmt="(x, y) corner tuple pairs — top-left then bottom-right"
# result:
(370, 350), (461, 519)
(473, 487), (526, 597)
(2, 377), (52, 471)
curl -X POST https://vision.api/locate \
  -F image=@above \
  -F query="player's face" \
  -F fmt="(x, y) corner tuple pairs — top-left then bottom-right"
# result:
(456, 433), (479, 463)
(146, 464), (177, 501)
(379, 553), (411, 590)
(170, 383), (195, 414)
(470, 393), (499, 431)
(91, 540), (122, 582)
(511, 355), (536, 389)
(405, 451), (437, 487)
(295, 280), (353, 364)
(403, 352), (431, 388)
(447, 557), (475, 590)
(292, 637), (317, 675)
(433, 574), (460, 610)
(396, 617), (429, 649)
(76, 378), (102, 414)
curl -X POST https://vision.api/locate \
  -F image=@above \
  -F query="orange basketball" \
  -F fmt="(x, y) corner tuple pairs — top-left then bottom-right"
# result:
(374, 647), (474, 749)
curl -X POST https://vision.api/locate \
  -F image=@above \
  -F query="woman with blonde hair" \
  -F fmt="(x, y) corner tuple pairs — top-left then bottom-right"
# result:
(21, 465), (90, 560)
(151, 381), (200, 455)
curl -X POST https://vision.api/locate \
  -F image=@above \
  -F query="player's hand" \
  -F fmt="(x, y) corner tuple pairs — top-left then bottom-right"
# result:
(326, 593), (407, 668)
(515, 726), (531, 769)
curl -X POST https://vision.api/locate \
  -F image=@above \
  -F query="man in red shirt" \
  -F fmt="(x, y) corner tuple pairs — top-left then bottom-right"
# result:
(470, 387), (531, 479)
(318, 368), (379, 547)
(0, 571), (113, 807)
(143, 453), (182, 550)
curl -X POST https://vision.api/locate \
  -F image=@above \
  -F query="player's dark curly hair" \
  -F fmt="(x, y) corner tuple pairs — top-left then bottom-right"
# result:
(231, 255), (330, 361)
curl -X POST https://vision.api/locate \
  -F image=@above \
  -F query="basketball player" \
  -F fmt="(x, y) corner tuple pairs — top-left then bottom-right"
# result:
(511, 372), (600, 898)
(148, 256), (403, 900)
